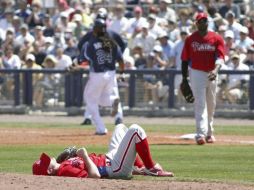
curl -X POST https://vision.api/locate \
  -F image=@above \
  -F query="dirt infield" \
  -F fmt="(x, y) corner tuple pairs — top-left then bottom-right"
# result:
(0, 115), (254, 190)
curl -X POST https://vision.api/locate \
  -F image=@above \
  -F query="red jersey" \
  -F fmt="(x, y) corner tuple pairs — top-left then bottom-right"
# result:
(181, 31), (225, 72)
(57, 153), (107, 178)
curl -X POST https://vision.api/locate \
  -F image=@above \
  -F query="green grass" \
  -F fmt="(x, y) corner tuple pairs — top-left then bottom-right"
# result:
(0, 122), (254, 184)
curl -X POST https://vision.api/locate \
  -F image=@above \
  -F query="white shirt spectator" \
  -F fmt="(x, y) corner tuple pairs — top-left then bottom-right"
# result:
(131, 23), (156, 57)
(3, 54), (21, 69)
(227, 58), (250, 89)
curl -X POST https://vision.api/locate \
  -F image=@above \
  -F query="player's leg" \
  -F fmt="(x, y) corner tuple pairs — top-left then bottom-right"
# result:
(106, 124), (173, 177)
(98, 71), (120, 118)
(106, 124), (148, 177)
(206, 79), (218, 143)
(106, 123), (128, 159)
(84, 73), (108, 134)
(105, 124), (145, 174)
(190, 69), (208, 143)
(112, 85), (123, 125)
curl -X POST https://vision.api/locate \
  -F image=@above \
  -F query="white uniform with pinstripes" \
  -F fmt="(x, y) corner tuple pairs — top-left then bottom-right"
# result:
(105, 124), (146, 177)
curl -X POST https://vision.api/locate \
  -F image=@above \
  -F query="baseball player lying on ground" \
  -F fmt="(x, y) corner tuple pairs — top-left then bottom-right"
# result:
(32, 124), (174, 178)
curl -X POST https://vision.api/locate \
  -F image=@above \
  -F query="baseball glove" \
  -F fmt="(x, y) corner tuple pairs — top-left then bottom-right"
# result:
(180, 79), (194, 103)
(56, 146), (77, 163)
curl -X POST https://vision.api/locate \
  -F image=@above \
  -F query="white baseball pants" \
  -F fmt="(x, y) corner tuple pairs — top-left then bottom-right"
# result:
(106, 124), (147, 178)
(190, 69), (218, 138)
(84, 71), (118, 133)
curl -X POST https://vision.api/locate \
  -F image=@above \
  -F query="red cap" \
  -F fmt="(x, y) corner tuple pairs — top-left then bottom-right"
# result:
(196, 12), (208, 22)
(32, 153), (51, 175)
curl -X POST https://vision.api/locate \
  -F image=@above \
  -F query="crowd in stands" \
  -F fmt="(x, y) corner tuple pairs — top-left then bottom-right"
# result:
(0, 0), (253, 106)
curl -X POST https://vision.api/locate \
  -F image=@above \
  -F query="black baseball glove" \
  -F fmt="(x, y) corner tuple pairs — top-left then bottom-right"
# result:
(180, 79), (194, 103)
(56, 146), (77, 163)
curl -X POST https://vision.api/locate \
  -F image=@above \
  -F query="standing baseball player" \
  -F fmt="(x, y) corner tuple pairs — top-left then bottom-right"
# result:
(78, 12), (126, 126)
(78, 18), (124, 135)
(32, 124), (174, 178)
(181, 12), (225, 145)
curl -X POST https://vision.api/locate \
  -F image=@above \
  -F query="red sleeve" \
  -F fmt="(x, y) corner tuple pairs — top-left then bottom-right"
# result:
(58, 164), (88, 178)
(216, 35), (225, 60)
(181, 36), (190, 61)
(57, 159), (88, 178)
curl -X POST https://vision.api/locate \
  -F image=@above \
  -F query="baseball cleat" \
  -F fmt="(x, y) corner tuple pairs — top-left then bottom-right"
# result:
(115, 117), (123, 125)
(206, 136), (216, 143)
(144, 163), (174, 177)
(95, 129), (108, 136)
(132, 166), (146, 175)
(81, 118), (92, 125)
(111, 98), (119, 117)
(95, 132), (107, 136)
(196, 136), (206, 145)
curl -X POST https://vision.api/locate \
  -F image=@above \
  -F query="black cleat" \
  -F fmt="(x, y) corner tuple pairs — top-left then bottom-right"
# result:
(81, 118), (92, 125)
(115, 117), (123, 125)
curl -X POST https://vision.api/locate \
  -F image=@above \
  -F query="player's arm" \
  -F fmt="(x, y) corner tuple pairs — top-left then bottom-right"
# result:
(181, 60), (189, 80)
(76, 148), (101, 178)
(208, 36), (225, 81)
(181, 36), (190, 81)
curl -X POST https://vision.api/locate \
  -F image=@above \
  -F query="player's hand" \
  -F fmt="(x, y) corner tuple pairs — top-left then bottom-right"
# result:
(208, 71), (217, 81)
(76, 148), (88, 158)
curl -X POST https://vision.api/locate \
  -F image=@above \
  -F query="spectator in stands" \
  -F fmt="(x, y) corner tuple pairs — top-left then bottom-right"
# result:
(42, 14), (55, 37)
(2, 44), (21, 69)
(219, 0), (241, 19)
(72, 13), (87, 40)
(143, 45), (168, 104)
(126, 6), (146, 39)
(18, 37), (34, 61)
(157, 30), (174, 64)
(131, 43), (147, 69)
(15, 0), (31, 23)
(12, 15), (22, 36)
(44, 37), (55, 55)
(0, 8), (14, 32)
(64, 37), (78, 61)
(243, 46), (254, 70)
(177, 8), (193, 32)
(1, 44), (21, 99)
(2, 28), (15, 50)
(157, 0), (176, 22)
(225, 11), (242, 40)
(248, 16), (254, 40)
(147, 13), (161, 39)
(32, 41), (47, 66)
(35, 55), (59, 107)
(33, 25), (46, 52)
(167, 17), (180, 42)
(26, 1), (44, 29)
(131, 21), (156, 57)
(235, 26), (254, 54)
(14, 24), (35, 49)
(55, 46), (72, 70)
(223, 52), (250, 104)
(108, 4), (129, 38)
(224, 30), (236, 57)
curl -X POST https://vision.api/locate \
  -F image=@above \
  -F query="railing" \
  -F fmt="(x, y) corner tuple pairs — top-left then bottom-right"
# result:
(0, 69), (253, 110)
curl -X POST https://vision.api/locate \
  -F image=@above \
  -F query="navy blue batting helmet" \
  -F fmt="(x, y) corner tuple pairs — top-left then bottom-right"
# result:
(93, 18), (106, 28)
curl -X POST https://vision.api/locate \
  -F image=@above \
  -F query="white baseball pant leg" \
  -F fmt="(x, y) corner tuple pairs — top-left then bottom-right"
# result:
(84, 71), (115, 133)
(190, 69), (217, 138)
(106, 124), (147, 178)
(106, 124), (128, 159)
(112, 85), (123, 120)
